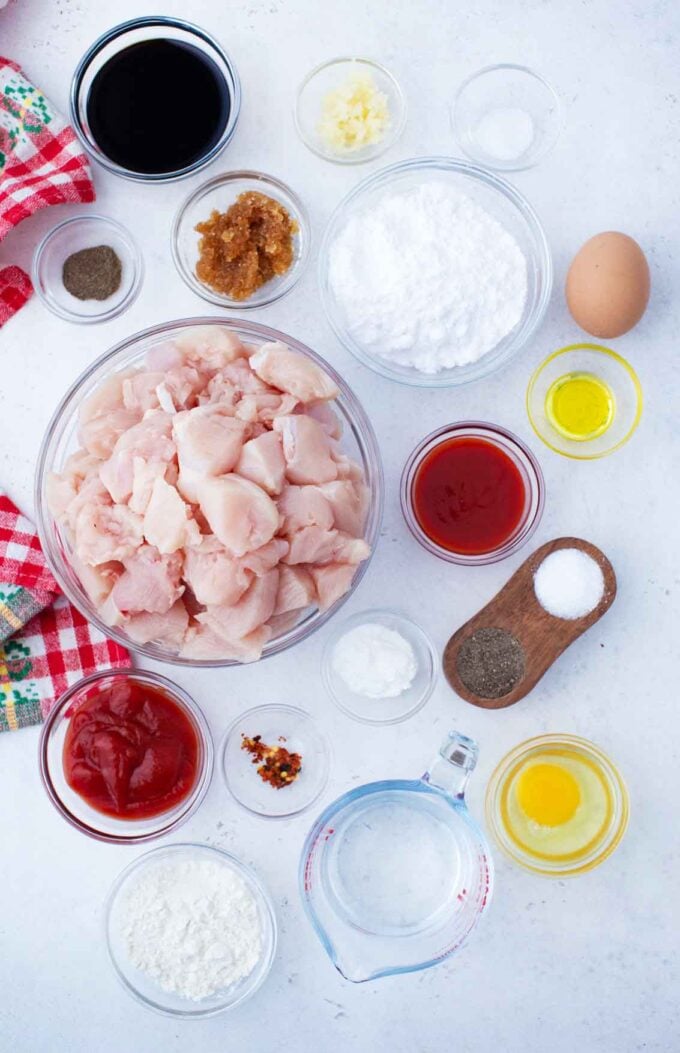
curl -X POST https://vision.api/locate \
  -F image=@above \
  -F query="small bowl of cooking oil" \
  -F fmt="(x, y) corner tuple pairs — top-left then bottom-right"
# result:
(526, 344), (643, 459)
(485, 734), (629, 877)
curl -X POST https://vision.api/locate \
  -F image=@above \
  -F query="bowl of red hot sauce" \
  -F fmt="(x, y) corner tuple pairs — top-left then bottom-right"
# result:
(400, 422), (545, 565)
(40, 670), (213, 843)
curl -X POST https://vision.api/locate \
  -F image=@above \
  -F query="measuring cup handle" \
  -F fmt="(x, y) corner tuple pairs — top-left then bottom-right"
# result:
(422, 730), (479, 799)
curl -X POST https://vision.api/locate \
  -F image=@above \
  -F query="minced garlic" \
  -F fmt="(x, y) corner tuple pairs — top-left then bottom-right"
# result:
(317, 68), (390, 153)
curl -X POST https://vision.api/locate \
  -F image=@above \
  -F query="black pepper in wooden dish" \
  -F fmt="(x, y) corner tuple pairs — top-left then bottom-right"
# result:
(62, 244), (122, 301)
(452, 627), (526, 699)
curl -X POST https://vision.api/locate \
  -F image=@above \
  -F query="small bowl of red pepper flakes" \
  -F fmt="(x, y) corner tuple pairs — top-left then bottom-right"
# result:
(220, 704), (330, 818)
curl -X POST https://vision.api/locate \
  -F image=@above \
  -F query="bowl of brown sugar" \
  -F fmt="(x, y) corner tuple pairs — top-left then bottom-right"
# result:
(172, 170), (310, 308)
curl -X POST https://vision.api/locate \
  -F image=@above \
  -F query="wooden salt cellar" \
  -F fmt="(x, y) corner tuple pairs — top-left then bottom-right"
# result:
(443, 537), (617, 710)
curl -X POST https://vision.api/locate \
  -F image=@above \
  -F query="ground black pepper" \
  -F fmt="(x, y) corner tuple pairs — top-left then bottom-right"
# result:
(453, 627), (526, 699)
(62, 244), (122, 301)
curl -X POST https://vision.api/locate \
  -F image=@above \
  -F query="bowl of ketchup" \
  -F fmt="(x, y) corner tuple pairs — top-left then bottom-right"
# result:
(400, 421), (545, 565)
(40, 670), (213, 843)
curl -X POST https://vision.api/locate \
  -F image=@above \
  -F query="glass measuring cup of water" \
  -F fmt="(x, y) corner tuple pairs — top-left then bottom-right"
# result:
(299, 731), (493, 982)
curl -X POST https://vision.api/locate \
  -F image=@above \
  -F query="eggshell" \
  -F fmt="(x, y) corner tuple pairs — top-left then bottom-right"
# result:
(566, 232), (650, 338)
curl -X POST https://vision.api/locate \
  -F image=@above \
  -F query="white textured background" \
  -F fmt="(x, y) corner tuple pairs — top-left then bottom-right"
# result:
(1, 1), (678, 1050)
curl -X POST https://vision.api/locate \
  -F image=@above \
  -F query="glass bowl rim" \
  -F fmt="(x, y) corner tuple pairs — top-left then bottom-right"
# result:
(452, 63), (563, 173)
(485, 732), (630, 877)
(220, 702), (330, 819)
(320, 607), (438, 724)
(38, 668), (214, 844)
(400, 420), (546, 565)
(294, 55), (407, 165)
(34, 315), (384, 667)
(171, 169), (311, 308)
(104, 841), (278, 1017)
(31, 213), (144, 324)
(318, 155), (552, 386)
(69, 15), (242, 183)
(526, 342), (644, 460)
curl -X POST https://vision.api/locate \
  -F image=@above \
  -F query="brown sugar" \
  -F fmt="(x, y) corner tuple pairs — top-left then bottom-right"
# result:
(194, 190), (298, 300)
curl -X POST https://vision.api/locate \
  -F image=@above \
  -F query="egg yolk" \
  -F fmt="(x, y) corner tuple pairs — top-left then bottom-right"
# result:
(545, 372), (615, 442)
(516, 762), (581, 827)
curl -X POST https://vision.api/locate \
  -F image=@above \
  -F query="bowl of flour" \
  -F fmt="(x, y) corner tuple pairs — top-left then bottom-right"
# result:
(106, 843), (277, 1017)
(320, 156), (552, 386)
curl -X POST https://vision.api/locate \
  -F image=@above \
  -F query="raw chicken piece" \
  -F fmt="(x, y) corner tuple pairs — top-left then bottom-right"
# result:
(183, 535), (252, 606)
(143, 477), (201, 554)
(240, 538), (289, 575)
(304, 401), (343, 439)
(236, 432), (286, 496)
(78, 372), (130, 425)
(99, 448), (135, 503)
(316, 479), (369, 537)
(75, 503), (144, 565)
(112, 410), (175, 463)
(122, 372), (165, 413)
(308, 563), (357, 611)
(273, 415), (338, 485)
(202, 371), (240, 410)
(278, 484), (334, 534)
(163, 365), (204, 409)
(175, 326), (245, 373)
(62, 449), (103, 486)
(250, 342), (339, 402)
(129, 459), (169, 515)
(197, 568), (279, 643)
(333, 454), (365, 482)
(173, 405), (248, 486)
(46, 472), (77, 519)
(124, 600), (189, 647)
(221, 358), (272, 396)
(61, 474), (111, 531)
(331, 532), (371, 565)
(111, 546), (183, 614)
(145, 341), (185, 372)
(235, 391), (298, 423)
(274, 565), (315, 615)
(98, 593), (127, 628)
(72, 557), (122, 605)
(197, 474), (279, 557)
(79, 407), (142, 459)
(283, 526), (339, 565)
(180, 623), (271, 662)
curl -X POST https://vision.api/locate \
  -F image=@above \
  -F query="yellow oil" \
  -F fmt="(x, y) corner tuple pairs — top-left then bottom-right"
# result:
(545, 372), (615, 442)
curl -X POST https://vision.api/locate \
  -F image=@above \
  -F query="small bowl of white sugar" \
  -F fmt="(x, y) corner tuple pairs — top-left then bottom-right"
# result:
(322, 609), (437, 724)
(106, 843), (277, 1018)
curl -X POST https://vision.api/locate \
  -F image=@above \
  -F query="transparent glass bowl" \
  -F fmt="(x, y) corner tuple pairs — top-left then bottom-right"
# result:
(172, 171), (310, 308)
(321, 609), (437, 724)
(486, 734), (629, 877)
(70, 17), (241, 182)
(39, 670), (213, 844)
(452, 64), (563, 172)
(319, 157), (552, 387)
(32, 214), (143, 324)
(221, 704), (330, 818)
(35, 317), (383, 666)
(400, 422), (545, 565)
(295, 57), (406, 164)
(526, 343), (644, 459)
(106, 843), (277, 1016)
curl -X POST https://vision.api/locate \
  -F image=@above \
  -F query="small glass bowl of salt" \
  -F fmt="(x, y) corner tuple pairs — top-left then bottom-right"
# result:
(452, 64), (563, 171)
(321, 609), (437, 725)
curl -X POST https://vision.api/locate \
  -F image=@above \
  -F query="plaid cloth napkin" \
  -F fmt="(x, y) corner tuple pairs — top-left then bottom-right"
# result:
(0, 490), (130, 732)
(0, 54), (95, 326)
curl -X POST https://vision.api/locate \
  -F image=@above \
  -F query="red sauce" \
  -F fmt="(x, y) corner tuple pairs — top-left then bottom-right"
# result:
(412, 436), (527, 555)
(63, 678), (200, 820)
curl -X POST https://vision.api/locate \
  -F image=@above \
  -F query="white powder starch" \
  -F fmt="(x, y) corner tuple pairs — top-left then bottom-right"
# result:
(121, 858), (263, 1001)
(328, 181), (528, 373)
(332, 622), (417, 698)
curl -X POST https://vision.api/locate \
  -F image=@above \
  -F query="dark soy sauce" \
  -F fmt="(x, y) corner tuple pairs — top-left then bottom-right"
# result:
(86, 39), (231, 175)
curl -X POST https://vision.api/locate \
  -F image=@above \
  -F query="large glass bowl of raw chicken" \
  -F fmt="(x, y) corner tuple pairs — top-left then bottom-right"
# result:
(36, 319), (383, 666)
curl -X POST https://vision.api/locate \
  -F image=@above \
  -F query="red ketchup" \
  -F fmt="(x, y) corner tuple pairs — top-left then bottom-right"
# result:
(63, 678), (200, 820)
(412, 436), (527, 555)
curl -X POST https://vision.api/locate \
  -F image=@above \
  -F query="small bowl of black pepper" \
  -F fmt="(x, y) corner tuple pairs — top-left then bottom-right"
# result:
(32, 214), (143, 323)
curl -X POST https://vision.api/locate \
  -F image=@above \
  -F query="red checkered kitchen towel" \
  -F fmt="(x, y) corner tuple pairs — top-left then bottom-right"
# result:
(0, 54), (95, 326)
(0, 490), (130, 732)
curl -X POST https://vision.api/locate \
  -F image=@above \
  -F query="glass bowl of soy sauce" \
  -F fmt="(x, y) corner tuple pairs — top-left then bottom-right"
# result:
(71, 17), (241, 183)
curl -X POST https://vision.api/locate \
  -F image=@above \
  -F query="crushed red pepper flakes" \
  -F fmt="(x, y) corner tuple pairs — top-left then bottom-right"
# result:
(241, 733), (302, 789)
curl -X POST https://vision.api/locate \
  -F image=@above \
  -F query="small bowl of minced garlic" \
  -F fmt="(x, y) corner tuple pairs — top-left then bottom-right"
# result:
(295, 57), (406, 164)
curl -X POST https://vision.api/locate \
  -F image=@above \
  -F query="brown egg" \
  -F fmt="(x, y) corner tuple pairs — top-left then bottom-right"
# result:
(566, 232), (650, 338)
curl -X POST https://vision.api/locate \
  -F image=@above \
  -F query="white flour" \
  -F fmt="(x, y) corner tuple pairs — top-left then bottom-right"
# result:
(120, 858), (263, 1001)
(328, 181), (528, 373)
